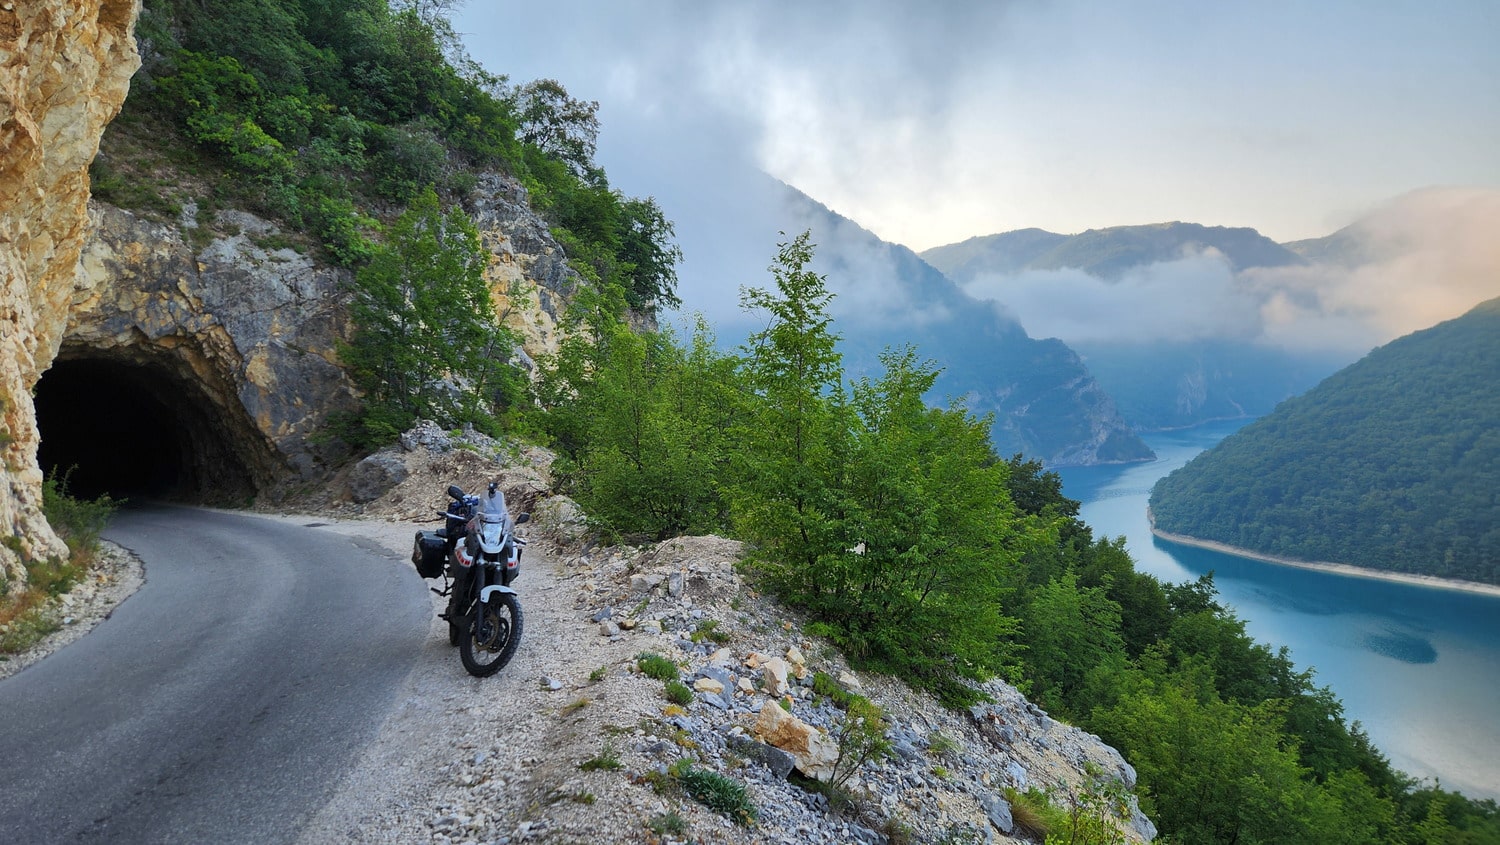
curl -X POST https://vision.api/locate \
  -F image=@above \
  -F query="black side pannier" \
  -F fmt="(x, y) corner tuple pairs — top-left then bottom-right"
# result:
(411, 530), (447, 579)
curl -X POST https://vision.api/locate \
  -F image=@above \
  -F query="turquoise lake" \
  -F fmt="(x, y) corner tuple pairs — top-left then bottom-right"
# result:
(1056, 419), (1500, 801)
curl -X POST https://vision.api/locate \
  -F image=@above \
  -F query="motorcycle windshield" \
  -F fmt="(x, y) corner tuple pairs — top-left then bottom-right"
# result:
(479, 488), (508, 524)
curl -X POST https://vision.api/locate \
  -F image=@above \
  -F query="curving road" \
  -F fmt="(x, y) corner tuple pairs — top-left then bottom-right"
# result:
(0, 506), (430, 844)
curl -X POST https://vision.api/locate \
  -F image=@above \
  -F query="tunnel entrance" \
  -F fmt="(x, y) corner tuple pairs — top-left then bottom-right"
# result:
(34, 355), (261, 503)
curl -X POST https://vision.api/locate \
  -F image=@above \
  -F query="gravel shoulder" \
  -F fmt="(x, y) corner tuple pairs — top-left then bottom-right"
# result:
(0, 540), (143, 683)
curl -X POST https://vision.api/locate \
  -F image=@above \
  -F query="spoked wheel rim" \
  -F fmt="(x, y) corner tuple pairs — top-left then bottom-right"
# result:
(473, 606), (511, 651)
(458, 593), (523, 677)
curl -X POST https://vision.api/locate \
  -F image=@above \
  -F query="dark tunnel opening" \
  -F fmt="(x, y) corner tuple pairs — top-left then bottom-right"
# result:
(34, 357), (260, 503)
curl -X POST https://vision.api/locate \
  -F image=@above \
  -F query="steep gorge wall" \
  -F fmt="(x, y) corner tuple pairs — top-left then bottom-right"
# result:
(0, 0), (140, 583)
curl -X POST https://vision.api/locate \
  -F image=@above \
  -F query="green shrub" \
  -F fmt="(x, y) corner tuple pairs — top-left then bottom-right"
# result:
(578, 740), (622, 772)
(42, 468), (118, 567)
(690, 619), (731, 645)
(636, 651), (678, 681)
(830, 696), (892, 789)
(663, 680), (694, 706)
(671, 759), (756, 825)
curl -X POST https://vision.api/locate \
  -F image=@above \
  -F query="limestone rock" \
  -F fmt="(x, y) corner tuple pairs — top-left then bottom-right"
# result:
(70, 203), (359, 492)
(534, 495), (586, 544)
(754, 701), (839, 782)
(980, 792), (1014, 834)
(0, 0), (141, 583)
(761, 657), (791, 697)
(400, 420), (453, 453)
(629, 572), (665, 594)
(693, 677), (725, 695)
(726, 734), (795, 780)
(349, 452), (410, 503)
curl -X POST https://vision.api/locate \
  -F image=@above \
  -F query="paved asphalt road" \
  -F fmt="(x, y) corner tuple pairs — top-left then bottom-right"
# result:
(0, 506), (430, 844)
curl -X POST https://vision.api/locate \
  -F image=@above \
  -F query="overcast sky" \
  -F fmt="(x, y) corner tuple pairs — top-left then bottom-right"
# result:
(454, 1), (1499, 336)
(456, 1), (1496, 245)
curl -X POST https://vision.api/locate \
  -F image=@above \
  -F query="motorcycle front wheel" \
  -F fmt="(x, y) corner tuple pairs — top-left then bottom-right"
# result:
(458, 593), (523, 677)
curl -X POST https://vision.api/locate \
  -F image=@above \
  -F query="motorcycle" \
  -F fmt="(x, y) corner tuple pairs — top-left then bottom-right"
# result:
(411, 481), (526, 677)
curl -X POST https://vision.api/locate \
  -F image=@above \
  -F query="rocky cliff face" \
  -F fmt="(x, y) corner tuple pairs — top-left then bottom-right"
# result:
(69, 203), (358, 493)
(0, 0), (139, 584)
(470, 173), (584, 364)
(55, 171), (587, 504)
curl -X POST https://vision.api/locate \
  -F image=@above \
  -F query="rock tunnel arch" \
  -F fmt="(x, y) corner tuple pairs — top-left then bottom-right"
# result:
(33, 341), (278, 504)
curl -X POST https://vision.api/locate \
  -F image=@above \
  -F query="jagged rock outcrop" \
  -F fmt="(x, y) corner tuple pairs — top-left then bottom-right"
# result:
(0, 0), (139, 584)
(470, 173), (585, 362)
(60, 171), (590, 501)
(70, 203), (357, 490)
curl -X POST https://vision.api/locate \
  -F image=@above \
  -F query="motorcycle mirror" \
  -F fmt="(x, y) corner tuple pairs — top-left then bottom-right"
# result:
(447, 484), (465, 500)
(515, 512), (530, 525)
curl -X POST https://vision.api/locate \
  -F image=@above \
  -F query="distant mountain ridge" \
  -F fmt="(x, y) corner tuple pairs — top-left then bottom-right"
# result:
(918, 220), (1346, 430)
(1148, 297), (1500, 585)
(777, 186), (1155, 465)
(922, 221), (1305, 282)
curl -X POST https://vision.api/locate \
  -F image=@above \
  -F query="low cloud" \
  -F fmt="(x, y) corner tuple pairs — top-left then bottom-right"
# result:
(962, 248), (1265, 346)
(960, 188), (1500, 356)
(1245, 187), (1500, 351)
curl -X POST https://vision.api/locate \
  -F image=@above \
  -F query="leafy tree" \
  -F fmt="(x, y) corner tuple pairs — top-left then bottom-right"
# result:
(1021, 573), (1125, 714)
(730, 230), (848, 593)
(513, 78), (600, 177)
(617, 196), (684, 310)
(336, 188), (521, 446)
(541, 309), (739, 539)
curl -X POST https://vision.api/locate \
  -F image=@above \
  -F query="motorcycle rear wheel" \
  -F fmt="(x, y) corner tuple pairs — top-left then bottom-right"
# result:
(458, 593), (523, 677)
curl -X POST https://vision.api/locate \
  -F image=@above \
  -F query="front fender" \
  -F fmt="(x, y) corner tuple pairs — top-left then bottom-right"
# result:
(479, 584), (518, 603)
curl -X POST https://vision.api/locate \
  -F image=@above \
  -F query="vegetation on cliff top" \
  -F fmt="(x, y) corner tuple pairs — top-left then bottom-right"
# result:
(97, 0), (683, 439)
(103, 0), (680, 295)
(1151, 297), (1500, 585)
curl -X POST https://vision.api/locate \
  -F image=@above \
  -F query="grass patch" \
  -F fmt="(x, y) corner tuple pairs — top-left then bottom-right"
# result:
(589, 665), (608, 682)
(560, 697), (590, 717)
(671, 759), (757, 825)
(663, 679), (694, 706)
(578, 740), (622, 772)
(689, 618), (731, 645)
(647, 811), (687, 836)
(928, 729), (959, 760)
(1004, 785), (1056, 839)
(811, 670), (858, 709)
(637, 651), (678, 681)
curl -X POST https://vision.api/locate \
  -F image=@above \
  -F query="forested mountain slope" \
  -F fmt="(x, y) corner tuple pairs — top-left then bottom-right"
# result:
(1150, 297), (1500, 584)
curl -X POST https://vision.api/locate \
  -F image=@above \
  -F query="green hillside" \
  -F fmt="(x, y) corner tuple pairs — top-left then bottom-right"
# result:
(1151, 297), (1500, 584)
